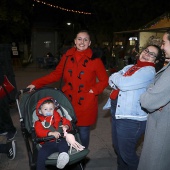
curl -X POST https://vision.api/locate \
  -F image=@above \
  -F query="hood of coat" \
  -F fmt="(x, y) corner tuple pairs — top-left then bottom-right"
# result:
(65, 47), (98, 59)
(36, 97), (55, 121)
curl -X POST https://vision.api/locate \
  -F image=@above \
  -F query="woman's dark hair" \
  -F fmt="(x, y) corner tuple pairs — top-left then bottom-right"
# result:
(147, 45), (163, 60)
(147, 45), (165, 72)
(75, 30), (91, 39)
(165, 29), (170, 41)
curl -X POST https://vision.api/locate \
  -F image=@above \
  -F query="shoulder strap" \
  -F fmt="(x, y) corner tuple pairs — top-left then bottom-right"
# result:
(41, 120), (63, 133)
(59, 56), (69, 90)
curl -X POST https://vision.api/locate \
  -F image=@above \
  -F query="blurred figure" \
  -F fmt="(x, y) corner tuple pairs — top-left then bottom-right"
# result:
(44, 52), (58, 69)
(36, 52), (58, 69)
(0, 60), (17, 141)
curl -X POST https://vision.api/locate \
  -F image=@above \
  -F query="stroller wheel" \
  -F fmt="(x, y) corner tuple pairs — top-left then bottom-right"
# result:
(67, 162), (84, 170)
(30, 166), (36, 170)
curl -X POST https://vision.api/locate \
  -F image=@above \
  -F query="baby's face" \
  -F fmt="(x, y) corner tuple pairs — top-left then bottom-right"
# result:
(40, 103), (55, 116)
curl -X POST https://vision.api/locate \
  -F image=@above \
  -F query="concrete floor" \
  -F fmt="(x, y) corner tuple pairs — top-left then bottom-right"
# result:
(0, 64), (143, 170)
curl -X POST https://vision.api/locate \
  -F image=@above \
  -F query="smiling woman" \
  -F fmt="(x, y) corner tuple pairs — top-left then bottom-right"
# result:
(74, 30), (91, 51)
(27, 29), (108, 149)
(143, 48), (157, 58)
(140, 45), (160, 63)
(108, 44), (163, 170)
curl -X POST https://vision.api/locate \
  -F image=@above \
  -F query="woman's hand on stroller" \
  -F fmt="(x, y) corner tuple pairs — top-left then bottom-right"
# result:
(27, 84), (35, 92)
(48, 131), (61, 139)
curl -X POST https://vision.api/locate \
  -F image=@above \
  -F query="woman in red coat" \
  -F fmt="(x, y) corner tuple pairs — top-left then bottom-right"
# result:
(27, 30), (108, 148)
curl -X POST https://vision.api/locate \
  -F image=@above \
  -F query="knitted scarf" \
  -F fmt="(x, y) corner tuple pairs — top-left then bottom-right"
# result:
(110, 60), (155, 100)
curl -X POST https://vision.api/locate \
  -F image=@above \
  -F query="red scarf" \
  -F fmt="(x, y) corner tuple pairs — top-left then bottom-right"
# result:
(74, 48), (89, 62)
(75, 50), (83, 62)
(110, 60), (155, 100)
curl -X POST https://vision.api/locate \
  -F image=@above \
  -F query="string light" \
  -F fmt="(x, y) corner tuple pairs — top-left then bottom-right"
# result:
(33, 0), (92, 15)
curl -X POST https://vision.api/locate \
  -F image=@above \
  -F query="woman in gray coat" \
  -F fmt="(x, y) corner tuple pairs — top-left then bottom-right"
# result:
(138, 30), (170, 170)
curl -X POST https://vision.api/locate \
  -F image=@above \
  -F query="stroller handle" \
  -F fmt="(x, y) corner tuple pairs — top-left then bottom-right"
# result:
(16, 88), (33, 99)
(35, 136), (55, 142)
(35, 133), (64, 143)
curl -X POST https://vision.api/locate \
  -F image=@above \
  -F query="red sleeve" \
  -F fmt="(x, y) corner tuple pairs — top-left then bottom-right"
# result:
(34, 121), (50, 138)
(91, 58), (109, 95)
(62, 117), (72, 131)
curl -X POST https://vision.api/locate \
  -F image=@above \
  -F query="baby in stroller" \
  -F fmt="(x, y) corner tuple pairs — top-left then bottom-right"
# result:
(35, 97), (71, 170)
(16, 87), (89, 170)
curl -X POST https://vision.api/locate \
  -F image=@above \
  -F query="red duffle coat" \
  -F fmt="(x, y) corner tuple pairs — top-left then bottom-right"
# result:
(32, 47), (108, 126)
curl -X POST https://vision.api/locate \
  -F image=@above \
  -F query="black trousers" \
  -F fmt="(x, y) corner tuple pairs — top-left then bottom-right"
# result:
(36, 139), (69, 170)
(0, 96), (16, 132)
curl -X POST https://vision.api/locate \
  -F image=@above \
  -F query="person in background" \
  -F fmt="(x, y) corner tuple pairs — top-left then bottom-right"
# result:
(0, 62), (17, 141)
(27, 30), (108, 149)
(137, 30), (170, 170)
(108, 45), (163, 170)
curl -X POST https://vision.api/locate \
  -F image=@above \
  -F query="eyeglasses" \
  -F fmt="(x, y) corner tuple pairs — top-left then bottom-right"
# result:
(143, 48), (157, 58)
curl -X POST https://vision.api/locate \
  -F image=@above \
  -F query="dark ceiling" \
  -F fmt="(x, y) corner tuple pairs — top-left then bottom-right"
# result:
(32, 0), (93, 23)
(32, 0), (170, 32)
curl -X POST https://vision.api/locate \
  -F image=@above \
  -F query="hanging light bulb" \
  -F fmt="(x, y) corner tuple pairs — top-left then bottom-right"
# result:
(33, 0), (92, 15)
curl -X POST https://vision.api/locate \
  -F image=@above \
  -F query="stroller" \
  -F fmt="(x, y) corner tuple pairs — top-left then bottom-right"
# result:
(16, 87), (89, 170)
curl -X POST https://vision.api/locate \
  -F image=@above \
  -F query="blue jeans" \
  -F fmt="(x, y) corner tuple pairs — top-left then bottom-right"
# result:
(78, 126), (90, 148)
(111, 99), (146, 170)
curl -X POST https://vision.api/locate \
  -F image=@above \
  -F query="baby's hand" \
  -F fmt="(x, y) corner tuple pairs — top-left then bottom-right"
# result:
(89, 89), (94, 93)
(48, 131), (61, 139)
(60, 125), (69, 132)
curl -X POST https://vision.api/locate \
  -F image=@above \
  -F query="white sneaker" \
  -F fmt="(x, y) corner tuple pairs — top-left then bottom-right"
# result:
(56, 152), (69, 169)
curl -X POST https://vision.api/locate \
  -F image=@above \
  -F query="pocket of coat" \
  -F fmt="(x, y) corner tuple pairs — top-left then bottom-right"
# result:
(79, 92), (96, 108)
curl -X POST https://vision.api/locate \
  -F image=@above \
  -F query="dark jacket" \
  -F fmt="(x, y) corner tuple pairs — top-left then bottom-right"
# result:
(0, 63), (4, 85)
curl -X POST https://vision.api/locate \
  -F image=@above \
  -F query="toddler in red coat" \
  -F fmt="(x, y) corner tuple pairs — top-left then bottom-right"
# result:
(35, 97), (71, 170)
